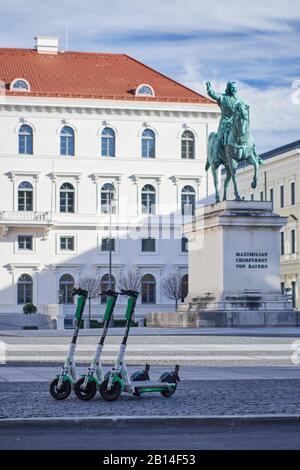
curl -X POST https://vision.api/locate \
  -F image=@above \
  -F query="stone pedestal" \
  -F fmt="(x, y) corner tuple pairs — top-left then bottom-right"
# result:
(178, 201), (295, 327)
(147, 201), (297, 328)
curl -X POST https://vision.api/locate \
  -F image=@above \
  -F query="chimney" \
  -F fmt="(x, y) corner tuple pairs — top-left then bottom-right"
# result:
(35, 36), (59, 54)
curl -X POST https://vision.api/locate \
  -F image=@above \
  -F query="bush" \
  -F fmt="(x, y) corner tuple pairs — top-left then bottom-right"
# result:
(89, 319), (139, 328)
(23, 303), (37, 315)
(113, 319), (138, 328)
(90, 320), (104, 329)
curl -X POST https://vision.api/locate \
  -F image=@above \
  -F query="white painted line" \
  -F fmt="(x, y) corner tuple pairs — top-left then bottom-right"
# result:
(4, 355), (294, 361)
(4, 344), (297, 351)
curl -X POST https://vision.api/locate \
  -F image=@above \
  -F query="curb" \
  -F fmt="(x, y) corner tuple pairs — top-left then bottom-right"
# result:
(1, 414), (300, 427)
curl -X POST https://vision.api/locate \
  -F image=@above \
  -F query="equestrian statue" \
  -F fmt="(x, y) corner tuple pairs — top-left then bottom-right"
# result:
(205, 81), (263, 202)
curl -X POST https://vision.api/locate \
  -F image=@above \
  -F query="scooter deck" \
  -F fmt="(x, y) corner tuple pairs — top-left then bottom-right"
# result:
(131, 380), (174, 389)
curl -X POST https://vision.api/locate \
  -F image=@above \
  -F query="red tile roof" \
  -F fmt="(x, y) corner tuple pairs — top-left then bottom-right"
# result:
(0, 48), (213, 104)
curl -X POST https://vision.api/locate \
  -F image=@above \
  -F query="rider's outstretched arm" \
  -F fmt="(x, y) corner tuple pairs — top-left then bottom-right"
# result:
(206, 82), (222, 103)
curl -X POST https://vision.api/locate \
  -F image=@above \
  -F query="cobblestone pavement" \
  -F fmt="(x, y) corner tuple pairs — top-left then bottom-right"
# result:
(1, 379), (300, 419)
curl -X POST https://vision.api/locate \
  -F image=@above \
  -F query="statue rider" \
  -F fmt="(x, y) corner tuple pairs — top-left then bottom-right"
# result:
(206, 81), (242, 155)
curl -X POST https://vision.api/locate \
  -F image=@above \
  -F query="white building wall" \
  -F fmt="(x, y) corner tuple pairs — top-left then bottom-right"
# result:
(0, 96), (219, 324)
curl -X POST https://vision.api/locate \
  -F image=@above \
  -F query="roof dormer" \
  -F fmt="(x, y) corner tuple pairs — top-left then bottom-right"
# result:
(10, 78), (30, 91)
(135, 84), (155, 97)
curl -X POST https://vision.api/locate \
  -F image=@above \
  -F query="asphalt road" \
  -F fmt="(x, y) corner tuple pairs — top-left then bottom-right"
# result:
(1, 421), (300, 450)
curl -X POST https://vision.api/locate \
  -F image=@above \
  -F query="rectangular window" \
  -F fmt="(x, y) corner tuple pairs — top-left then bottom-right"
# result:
(292, 281), (296, 309)
(291, 182), (296, 206)
(18, 235), (33, 250)
(291, 229), (296, 254)
(142, 139), (155, 158)
(260, 191), (264, 201)
(250, 194), (254, 201)
(181, 237), (188, 253)
(280, 231), (285, 255)
(60, 236), (75, 251)
(141, 238), (156, 252)
(19, 135), (33, 155)
(18, 191), (33, 211)
(270, 188), (274, 204)
(101, 238), (115, 252)
(280, 185), (284, 208)
(64, 318), (74, 329)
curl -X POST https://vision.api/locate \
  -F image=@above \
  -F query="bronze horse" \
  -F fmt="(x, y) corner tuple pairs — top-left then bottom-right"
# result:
(206, 101), (263, 202)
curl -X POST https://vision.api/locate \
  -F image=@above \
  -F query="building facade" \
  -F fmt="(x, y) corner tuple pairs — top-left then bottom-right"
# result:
(223, 140), (300, 310)
(0, 36), (219, 325)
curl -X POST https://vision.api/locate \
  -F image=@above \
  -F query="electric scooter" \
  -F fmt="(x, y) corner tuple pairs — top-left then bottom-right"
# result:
(73, 289), (119, 400)
(99, 289), (180, 401)
(49, 287), (88, 400)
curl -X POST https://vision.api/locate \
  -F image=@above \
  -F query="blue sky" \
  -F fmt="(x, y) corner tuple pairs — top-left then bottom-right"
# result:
(1, 0), (300, 153)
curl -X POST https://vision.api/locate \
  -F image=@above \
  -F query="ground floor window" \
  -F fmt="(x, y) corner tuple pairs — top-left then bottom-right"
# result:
(181, 274), (188, 302)
(292, 281), (296, 309)
(100, 274), (116, 303)
(59, 274), (75, 304)
(17, 274), (33, 304)
(141, 274), (156, 304)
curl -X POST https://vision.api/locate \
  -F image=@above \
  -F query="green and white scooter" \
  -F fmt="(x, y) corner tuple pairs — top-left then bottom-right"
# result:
(99, 289), (180, 401)
(73, 290), (119, 400)
(49, 287), (88, 400)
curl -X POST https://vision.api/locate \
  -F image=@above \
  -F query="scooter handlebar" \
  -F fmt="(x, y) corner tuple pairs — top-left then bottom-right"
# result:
(120, 289), (139, 298)
(100, 289), (119, 298)
(72, 287), (88, 298)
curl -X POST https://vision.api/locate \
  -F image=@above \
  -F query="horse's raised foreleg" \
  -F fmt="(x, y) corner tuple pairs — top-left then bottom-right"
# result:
(247, 150), (258, 189)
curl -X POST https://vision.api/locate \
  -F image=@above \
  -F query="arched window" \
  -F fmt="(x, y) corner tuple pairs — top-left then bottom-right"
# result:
(18, 181), (33, 211)
(100, 274), (116, 303)
(136, 84), (154, 96)
(181, 274), (188, 302)
(181, 185), (196, 216)
(60, 126), (75, 156)
(141, 274), (156, 304)
(181, 130), (195, 159)
(19, 124), (33, 155)
(101, 127), (115, 157)
(59, 274), (75, 304)
(142, 129), (155, 158)
(17, 274), (33, 304)
(141, 184), (156, 214)
(60, 183), (75, 213)
(101, 183), (116, 214)
(11, 79), (30, 91)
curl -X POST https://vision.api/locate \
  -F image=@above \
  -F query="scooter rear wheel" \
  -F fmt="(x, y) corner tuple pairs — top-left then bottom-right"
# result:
(99, 378), (122, 401)
(74, 377), (97, 401)
(49, 377), (72, 400)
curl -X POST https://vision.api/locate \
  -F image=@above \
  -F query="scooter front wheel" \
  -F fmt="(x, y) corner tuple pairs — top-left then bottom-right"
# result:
(74, 377), (97, 401)
(99, 378), (122, 401)
(49, 377), (72, 400)
(161, 383), (177, 398)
